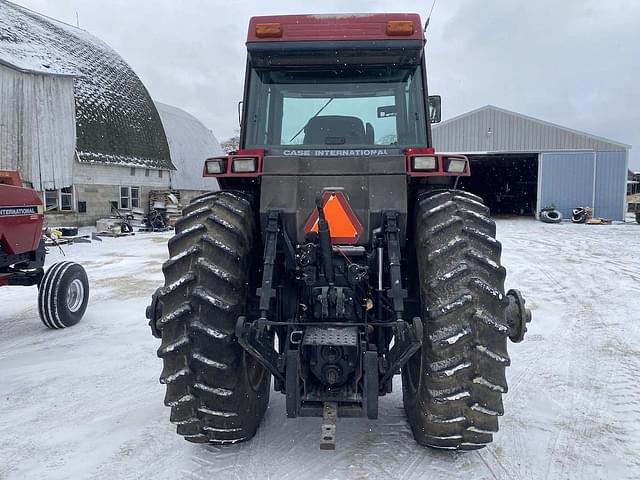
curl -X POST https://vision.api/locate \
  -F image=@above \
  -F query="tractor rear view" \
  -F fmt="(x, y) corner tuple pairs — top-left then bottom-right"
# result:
(147, 13), (531, 450)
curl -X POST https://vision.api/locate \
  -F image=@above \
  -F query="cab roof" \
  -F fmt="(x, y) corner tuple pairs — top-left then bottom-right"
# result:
(247, 13), (425, 43)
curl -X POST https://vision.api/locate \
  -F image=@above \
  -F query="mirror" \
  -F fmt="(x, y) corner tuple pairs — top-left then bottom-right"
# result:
(377, 105), (397, 118)
(428, 95), (441, 124)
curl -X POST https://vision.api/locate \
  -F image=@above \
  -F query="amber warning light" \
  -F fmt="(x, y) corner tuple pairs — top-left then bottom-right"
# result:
(386, 20), (415, 36)
(255, 22), (283, 38)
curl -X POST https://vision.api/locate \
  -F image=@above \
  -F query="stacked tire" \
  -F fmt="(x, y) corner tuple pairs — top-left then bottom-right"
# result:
(540, 209), (562, 223)
(402, 190), (511, 450)
(152, 191), (270, 444)
(571, 207), (587, 223)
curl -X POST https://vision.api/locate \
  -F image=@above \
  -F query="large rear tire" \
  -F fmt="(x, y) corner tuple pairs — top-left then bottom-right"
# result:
(154, 191), (270, 444)
(402, 190), (510, 450)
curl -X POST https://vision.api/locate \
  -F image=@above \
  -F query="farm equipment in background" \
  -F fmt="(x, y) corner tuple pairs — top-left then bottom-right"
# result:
(147, 13), (531, 451)
(0, 170), (89, 328)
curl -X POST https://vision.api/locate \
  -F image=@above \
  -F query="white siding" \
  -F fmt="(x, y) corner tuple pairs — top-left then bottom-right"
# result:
(0, 64), (75, 189)
(73, 162), (171, 188)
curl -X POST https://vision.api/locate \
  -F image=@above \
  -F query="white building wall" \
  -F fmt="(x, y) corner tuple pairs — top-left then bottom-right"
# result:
(0, 63), (75, 189)
(73, 162), (171, 188)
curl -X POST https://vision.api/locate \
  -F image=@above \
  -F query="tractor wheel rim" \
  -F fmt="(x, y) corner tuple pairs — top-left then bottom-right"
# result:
(67, 279), (85, 313)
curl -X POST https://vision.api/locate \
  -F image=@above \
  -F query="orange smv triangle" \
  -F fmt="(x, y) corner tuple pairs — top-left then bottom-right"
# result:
(303, 192), (363, 244)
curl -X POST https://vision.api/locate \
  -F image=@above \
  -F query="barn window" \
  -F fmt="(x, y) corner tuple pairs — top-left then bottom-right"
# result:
(45, 190), (59, 211)
(158, 170), (163, 179)
(130, 167), (136, 176)
(120, 186), (130, 209)
(44, 188), (75, 212)
(120, 186), (141, 209)
(131, 187), (140, 208)
(60, 187), (74, 211)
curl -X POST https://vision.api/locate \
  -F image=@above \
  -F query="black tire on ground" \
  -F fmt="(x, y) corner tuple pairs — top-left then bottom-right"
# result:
(57, 227), (78, 237)
(402, 190), (510, 451)
(571, 212), (586, 224)
(540, 209), (562, 223)
(38, 261), (89, 329)
(154, 191), (270, 444)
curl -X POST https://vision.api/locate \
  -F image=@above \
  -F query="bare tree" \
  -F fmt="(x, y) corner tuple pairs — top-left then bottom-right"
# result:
(221, 130), (240, 153)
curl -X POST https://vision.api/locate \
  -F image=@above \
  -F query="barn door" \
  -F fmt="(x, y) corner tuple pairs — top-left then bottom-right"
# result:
(538, 152), (596, 219)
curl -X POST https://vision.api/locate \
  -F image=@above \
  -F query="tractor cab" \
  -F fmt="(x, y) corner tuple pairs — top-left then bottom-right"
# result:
(241, 14), (434, 155)
(204, 14), (453, 189)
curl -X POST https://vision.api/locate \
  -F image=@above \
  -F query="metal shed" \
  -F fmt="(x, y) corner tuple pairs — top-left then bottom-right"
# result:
(432, 105), (631, 220)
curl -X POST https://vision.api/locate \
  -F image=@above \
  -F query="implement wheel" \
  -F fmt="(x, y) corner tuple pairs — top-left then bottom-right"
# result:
(38, 261), (89, 329)
(402, 190), (510, 450)
(153, 191), (270, 444)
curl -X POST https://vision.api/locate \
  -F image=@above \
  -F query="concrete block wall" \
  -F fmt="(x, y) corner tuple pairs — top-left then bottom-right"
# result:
(44, 185), (213, 227)
(44, 184), (119, 227)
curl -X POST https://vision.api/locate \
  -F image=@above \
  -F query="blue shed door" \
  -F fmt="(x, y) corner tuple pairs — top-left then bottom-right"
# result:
(538, 152), (595, 219)
(594, 151), (626, 221)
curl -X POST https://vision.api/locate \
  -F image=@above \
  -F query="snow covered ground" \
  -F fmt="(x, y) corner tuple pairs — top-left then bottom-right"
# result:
(1, 219), (639, 480)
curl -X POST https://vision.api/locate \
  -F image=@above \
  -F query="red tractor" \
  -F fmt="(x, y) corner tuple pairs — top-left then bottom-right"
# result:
(0, 170), (89, 328)
(147, 13), (531, 450)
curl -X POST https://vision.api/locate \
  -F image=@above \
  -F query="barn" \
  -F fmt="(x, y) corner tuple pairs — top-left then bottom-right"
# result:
(0, 1), (219, 226)
(432, 105), (631, 220)
(155, 101), (222, 200)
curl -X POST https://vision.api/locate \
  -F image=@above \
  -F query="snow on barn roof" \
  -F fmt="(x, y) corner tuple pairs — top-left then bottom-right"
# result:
(0, 1), (174, 170)
(155, 102), (222, 191)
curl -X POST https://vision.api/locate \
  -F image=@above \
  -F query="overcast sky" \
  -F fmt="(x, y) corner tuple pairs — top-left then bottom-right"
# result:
(14, 0), (640, 168)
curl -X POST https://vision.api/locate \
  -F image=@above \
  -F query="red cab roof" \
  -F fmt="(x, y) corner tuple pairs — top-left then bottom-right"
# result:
(247, 13), (424, 43)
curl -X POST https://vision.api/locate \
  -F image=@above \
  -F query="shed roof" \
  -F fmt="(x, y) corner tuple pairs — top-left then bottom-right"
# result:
(0, 1), (174, 170)
(433, 105), (630, 153)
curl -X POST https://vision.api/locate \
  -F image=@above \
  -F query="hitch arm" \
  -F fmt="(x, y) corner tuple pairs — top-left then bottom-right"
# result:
(315, 194), (335, 284)
(235, 316), (285, 384)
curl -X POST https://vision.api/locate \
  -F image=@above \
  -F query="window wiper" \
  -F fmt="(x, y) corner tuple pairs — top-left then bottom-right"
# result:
(289, 97), (334, 143)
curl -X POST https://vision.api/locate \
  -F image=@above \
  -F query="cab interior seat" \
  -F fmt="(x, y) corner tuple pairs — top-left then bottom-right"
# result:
(303, 115), (369, 145)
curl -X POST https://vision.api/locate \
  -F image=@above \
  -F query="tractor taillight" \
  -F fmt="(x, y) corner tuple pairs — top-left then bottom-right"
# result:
(412, 156), (437, 171)
(405, 148), (470, 177)
(232, 158), (257, 173)
(203, 150), (264, 178)
(205, 158), (226, 174)
(446, 158), (468, 173)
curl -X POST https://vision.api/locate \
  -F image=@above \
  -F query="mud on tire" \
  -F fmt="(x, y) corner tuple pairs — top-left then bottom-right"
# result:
(402, 190), (510, 450)
(155, 191), (270, 444)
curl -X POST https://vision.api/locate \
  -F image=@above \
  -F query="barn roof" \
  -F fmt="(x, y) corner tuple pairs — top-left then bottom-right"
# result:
(0, 1), (174, 170)
(155, 102), (222, 191)
(433, 105), (631, 153)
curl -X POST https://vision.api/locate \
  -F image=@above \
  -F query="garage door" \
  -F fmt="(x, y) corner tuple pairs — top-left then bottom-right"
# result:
(538, 152), (595, 218)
